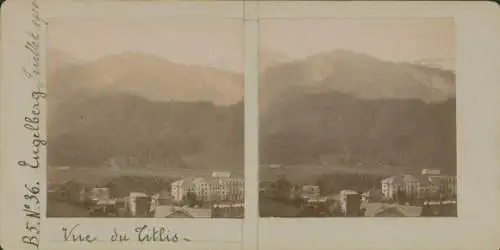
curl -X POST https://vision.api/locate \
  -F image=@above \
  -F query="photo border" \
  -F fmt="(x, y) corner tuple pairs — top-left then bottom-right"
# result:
(1, 1), (247, 250)
(256, 2), (500, 250)
(2, 1), (500, 250)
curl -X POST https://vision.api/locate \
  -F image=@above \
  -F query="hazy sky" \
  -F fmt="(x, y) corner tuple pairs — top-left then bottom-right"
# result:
(260, 18), (455, 62)
(49, 19), (244, 72)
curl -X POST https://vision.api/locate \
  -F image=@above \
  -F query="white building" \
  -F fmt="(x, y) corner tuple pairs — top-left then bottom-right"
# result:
(381, 175), (420, 200)
(126, 192), (148, 217)
(427, 175), (457, 197)
(171, 173), (244, 202)
(339, 189), (359, 213)
(381, 173), (457, 201)
(421, 169), (441, 175)
(212, 171), (232, 178)
(301, 185), (321, 199)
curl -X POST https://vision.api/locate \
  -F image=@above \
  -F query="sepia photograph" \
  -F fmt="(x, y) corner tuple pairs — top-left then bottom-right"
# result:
(46, 18), (245, 218)
(259, 18), (457, 218)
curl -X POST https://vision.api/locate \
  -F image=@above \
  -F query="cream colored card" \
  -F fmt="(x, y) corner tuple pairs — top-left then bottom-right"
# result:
(1, 1), (500, 250)
(257, 2), (500, 250)
(0, 1), (247, 250)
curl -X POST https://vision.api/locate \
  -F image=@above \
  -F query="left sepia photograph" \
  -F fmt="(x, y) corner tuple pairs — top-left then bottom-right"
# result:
(46, 18), (245, 218)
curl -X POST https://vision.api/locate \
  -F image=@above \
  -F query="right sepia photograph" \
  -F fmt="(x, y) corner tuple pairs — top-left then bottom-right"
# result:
(258, 18), (457, 218)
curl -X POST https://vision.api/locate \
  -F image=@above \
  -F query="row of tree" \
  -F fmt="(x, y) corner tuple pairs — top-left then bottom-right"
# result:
(316, 172), (386, 196)
(263, 173), (384, 204)
(102, 175), (175, 198)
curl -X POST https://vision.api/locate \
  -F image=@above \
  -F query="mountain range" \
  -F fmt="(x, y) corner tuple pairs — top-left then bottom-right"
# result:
(413, 58), (455, 72)
(259, 49), (294, 70)
(48, 49), (456, 174)
(48, 51), (243, 107)
(47, 50), (243, 169)
(259, 50), (456, 174)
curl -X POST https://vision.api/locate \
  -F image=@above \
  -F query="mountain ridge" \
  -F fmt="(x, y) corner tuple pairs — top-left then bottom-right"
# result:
(48, 49), (456, 174)
(260, 49), (455, 111)
(48, 50), (244, 106)
(259, 49), (456, 174)
(48, 91), (244, 170)
(260, 90), (456, 175)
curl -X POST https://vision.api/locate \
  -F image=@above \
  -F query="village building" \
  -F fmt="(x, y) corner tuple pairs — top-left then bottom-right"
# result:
(212, 171), (232, 178)
(381, 171), (457, 201)
(427, 175), (457, 197)
(338, 189), (360, 215)
(301, 185), (321, 199)
(126, 192), (149, 217)
(171, 172), (244, 203)
(381, 174), (420, 200)
(421, 169), (441, 175)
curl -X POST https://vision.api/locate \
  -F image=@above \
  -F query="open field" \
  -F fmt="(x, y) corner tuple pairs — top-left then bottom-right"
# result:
(259, 164), (419, 184)
(48, 166), (244, 185)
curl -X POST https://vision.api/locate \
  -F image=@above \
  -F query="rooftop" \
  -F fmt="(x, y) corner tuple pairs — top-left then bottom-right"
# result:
(362, 203), (423, 217)
(381, 174), (419, 185)
(154, 205), (212, 218)
(212, 171), (232, 178)
(172, 176), (244, 187)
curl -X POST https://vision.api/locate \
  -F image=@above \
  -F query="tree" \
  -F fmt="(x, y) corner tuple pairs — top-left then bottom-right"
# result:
(328, 200), (345, 217)
(439, 184), (448, 200)
(275, 177), (292, 201)
(184, 191), (198, 207)
(396, 187), (407, 205)
(316, 174), (337, 195)
(420, 203), (433, 217)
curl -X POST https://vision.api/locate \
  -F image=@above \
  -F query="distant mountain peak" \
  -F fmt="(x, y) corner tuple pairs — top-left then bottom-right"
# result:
(308, 49), (383, 62)
(49, 51), (243, 106)
(413, 58), (455, 72)
(260, 49), (295, 70)
(260, 49), (456, 108)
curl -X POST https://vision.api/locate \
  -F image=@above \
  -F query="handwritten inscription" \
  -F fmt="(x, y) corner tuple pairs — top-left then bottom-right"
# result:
(18, 90), (47, 169)
(21, 182), (41, 248)
(20, 0), (47, 249)
(60, 225), (190, 243)
(62, 225), (97, 243)
(110, 228), (130, 242)
(135, 225), (180, 242)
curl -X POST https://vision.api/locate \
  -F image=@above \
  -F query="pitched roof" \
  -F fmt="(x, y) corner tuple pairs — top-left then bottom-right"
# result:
(166, 210), (194, 218)
(211, 171), (232, 178)
(363, 203), (423, 217)
(381, 176), (394, 183)
(416, 175), (432, 186)
(154, 205), (176, 218)
(184, 207), (212, 218)
(192, 177), (207, 184)
(381, 174), (419, 186)
(362, 202), (388, 217)
(428, 175), (456, 184)
(172, 177), (203, 186)
(374, 207), (407, 217)
(340, 189), (359, 195)
(154, 206), (212, 218)
(397, 205), (423, 217)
